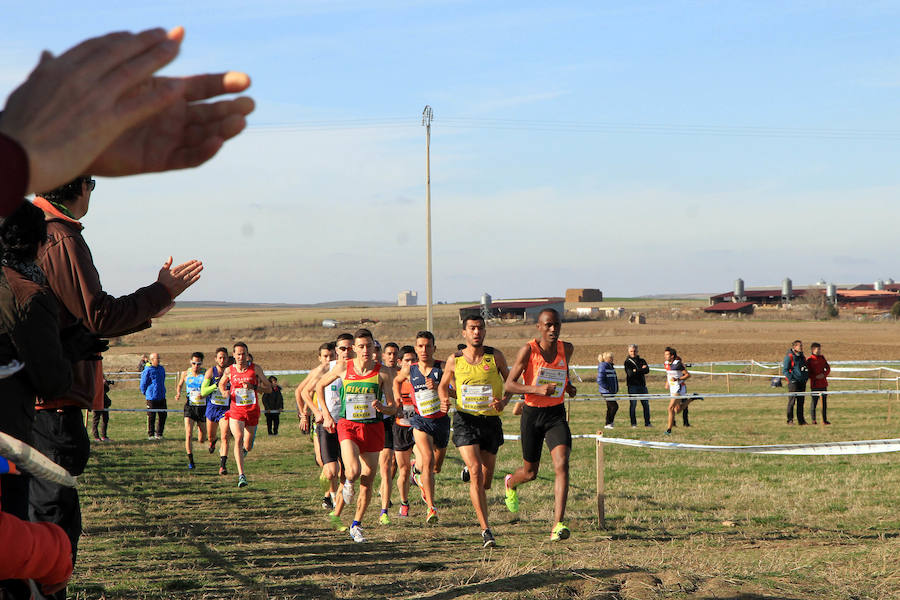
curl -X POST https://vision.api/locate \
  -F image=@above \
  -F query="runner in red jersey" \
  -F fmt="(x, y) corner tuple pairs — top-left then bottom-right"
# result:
(218, 342), (271, 488)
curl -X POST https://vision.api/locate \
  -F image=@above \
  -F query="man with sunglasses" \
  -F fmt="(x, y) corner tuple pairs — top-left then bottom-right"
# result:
(31, 176), (203, 582)
(174, 352), (207, 470)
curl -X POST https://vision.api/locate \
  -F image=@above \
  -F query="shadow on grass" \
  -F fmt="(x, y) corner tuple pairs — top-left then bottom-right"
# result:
(401, 567), (626, 600)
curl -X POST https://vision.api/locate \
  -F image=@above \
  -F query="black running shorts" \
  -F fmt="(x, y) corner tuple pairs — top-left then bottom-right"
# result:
(392, 423), (415, 452)
(451, 411), (504, 455)
(382, 417), (395, 450)
(183, 403), (206, 423)
(520, 403), (571, 463)
(317, 424), (341, 465)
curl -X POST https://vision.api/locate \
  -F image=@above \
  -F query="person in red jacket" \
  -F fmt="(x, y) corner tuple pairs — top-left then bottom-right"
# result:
(0, 461), (72, 596)
(806, 342), (831, 425)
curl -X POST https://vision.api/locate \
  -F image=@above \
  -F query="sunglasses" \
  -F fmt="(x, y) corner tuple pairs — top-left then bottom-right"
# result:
(191, 361), (202, 365)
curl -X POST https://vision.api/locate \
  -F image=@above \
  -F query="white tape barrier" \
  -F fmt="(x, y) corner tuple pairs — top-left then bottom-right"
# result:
(501, 432), (900, 455)
(0, 432), (77, 487)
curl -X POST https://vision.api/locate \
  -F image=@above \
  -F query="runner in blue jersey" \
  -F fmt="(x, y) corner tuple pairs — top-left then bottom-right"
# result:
(202, 347), (232, 475)
(175, 352), (207, 470)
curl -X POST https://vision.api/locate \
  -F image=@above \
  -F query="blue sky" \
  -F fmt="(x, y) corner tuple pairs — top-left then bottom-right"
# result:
(5, 2), (900, 303)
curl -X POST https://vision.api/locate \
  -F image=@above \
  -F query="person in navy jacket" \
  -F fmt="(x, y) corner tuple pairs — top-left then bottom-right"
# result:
(597, 351), (619, 428)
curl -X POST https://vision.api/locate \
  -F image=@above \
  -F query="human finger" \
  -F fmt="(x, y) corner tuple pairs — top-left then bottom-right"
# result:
(182, 72), (252, 102)
(99, 36), (182, 104)
(167, 26), (185, 44)
(161, 256), (173, 270)
(170, 259), (201, 275)
(57, 29), (165, 73)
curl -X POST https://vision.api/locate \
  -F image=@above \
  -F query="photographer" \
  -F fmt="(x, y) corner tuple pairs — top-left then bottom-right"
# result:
(782, 340), (809, 425)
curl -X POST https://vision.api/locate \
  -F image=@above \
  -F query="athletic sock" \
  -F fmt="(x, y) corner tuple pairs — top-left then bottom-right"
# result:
(380, 509), (387, 515)
(352, 520), (361, 528)
(220, 456), (227, 468)
(187, 453), (194, 464)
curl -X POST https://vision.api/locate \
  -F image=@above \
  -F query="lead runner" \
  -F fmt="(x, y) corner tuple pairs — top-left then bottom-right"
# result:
(503, 308), (576, 541)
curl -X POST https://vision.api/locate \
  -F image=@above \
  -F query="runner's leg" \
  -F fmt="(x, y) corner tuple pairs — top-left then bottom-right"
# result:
(457, 444), (490, 530)
(230, 419), (246, 475)
(413, 429), (437, 508)
(357, 451), (379, 523)
(550, 444), (570, 524)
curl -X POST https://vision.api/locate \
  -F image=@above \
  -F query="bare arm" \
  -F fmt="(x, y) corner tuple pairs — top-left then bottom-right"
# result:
(376, 370), (397, 416)
(392, 365), (411, 409)
(174, 371), (186, 401)
(438, 353), (456, 413)
(493, 349), (513, 408)
(254, 366), (272, 393)
(564, 342), (577, 397)
(218, 369), (231, 398)
(316, 367), (343, 432)
(504, 344), (552, 396)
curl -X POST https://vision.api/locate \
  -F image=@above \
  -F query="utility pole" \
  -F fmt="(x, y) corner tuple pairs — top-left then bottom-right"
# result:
(422, 105), (434, 332)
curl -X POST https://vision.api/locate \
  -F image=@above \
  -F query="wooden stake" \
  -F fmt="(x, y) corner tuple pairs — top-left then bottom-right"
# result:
(890, 377), (898, 425)
(726, 373), (731, 394)
(878, 367), (882, 391)
(596, 430), (606, 529)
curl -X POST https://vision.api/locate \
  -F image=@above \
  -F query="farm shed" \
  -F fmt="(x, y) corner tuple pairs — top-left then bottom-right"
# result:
(704, 301), (755, 315)
(566, 288), (603, 302)
(458, 298), (565, 323)
(835, 290), (899, 310)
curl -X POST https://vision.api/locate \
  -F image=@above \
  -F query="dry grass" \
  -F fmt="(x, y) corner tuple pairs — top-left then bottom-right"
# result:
(71, 305), (900, 599)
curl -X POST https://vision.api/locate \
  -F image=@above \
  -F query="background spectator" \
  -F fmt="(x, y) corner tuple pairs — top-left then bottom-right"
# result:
(262, 376), (284, 435)
(597, 351), (619, 428)
(141, 353), (167, 439)
(807, 342), (831, 425)
(783, 340), (809, 425)
(623, 344), (651, 427)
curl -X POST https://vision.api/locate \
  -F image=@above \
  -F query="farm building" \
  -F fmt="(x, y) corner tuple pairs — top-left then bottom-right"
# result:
(704, 301), (755, 315)
(710, 280), (900, 310)
(458, 298), (565, 323)
(566, 288), (603, 302)
(397, 290), (418, 306)
(834, 290), (899, 311)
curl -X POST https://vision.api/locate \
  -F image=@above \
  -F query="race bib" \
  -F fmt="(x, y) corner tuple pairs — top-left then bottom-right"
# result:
(397, 404), (415, 426)
(210, 388), (229, 407)
(414, 388), (441, 416)
(189, 389), (204, 406)
(460, 384), (492, 413)
(535, 367), (566, 398)
(234, 387), (257, 407)
(346, 393), (377, 421)
(669, 381), (685, 395)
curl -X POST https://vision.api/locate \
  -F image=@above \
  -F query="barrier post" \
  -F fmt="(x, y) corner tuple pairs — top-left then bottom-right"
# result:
(709, 363), (713, 383)
(726, 373), (731, 394)
(890, 378), (898, 425)
(596, 430), (606, 529)
(878, 368), (882, 391)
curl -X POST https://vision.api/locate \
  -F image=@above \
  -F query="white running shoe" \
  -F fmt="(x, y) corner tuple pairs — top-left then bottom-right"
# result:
(342, 480), (354, 504)
(349, 524), (367, 543)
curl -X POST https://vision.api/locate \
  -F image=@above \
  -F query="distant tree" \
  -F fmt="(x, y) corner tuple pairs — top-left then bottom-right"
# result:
(891, 301), (900, 320)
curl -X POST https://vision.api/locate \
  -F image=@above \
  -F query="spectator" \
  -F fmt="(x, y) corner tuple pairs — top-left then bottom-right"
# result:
(141, 353), (167, 439)
(807, 342), (831, 425)
(0, 201), (101, 599)
(782, 340), (809, 425)
(623, 344), (651, 427)
(262, 376), (284, 435)
(597, 351), (619, 428)
(91, 379), (114, 442)
(137, 354), (150, 373)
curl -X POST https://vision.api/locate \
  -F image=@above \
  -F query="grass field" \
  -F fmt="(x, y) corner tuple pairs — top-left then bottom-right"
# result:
(72, 357), (900, 599)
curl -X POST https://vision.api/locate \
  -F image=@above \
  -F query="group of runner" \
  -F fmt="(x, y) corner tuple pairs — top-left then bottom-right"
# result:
(297, 309), (577, 548)
(173, 342), (272, 487)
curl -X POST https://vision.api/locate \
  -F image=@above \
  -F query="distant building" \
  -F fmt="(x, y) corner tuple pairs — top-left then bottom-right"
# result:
(704, 301), (755, 315)
(458, 297), (565, 323)
(566, 288), (603, 302)
(397, 290), (418, 306)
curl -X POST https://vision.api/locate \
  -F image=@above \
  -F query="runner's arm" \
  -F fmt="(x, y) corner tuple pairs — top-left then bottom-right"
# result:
(200, 367), (217, 397)
(504, 344), (551, 396)
(174, 371), (185, 401)
(376, 370), (397, 415)
(437, 353), (456, 413)
(564, 342), (577, 397)
(218, 369), (231, 398)
(392, 364), (410, 406)
(254, 365), (272, 393)
(493, 349), (514, 404)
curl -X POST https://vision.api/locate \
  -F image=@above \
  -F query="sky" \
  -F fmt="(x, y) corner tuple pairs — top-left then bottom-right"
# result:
(5, 1), (900, 303)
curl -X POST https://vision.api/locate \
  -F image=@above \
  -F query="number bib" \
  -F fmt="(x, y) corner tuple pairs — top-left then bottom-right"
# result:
(210, 388), (229, 407)
(188, 390), (204, 406)
(535, 367), (566, 398)
(460, 384), (492, 413)
(346, 393), (376, 421)
(397, 404), (416, 426)
(234, 387), (257, 407)
(414, 388), (441, 416)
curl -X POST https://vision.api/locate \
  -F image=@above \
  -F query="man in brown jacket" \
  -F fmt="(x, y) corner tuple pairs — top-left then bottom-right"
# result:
(31, 175), (202, 583)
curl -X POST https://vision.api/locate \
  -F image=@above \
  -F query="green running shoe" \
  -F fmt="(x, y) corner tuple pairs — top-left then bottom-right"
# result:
(328, 511), (348, 532)
(504, 474), (519, 513)
(426, 507), (438, 524)
(379, 512), (391, 525)
(550, 522), (570, 541)
(238, 474), (248, 488)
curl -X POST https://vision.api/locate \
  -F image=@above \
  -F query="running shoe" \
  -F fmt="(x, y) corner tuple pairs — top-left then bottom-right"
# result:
(241, 448), (248, 458)
(219, 466), (228, 476)
(426, 507), (438, 524)
(664, 429), (672, 436)
(550, 522), (571, 541)
(379, 512), (391, 525)
(187, 462), (195, 470)
(208, 441), (217, 454)
(504, 474), (519, 513)
(238, 474), (248, 488)
(155, 434), (163, 439)
(461, 466), (470, 482)
(322, 495), (334, 510)
(148, 435), (155, 441)
(328, 511), (348, 532)
(349, 524), (367, 543)
(603, 424), (614, 429)
(342, 480), (354, 504)
(101, 437), (112, 442)
(481, 528), (496, 548)
(398, 502), (410, 517)
(93, 436), (102, 442)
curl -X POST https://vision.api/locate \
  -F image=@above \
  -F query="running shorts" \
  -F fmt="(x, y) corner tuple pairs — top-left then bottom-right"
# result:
(392, 422), (415, 452)
(183, 403), (206, 423)
(205, 403), (229, 423)
(383, 416), (395, 450)
(520, 403), (571, 463)
(226, 404), (260, 427)
(410, 413), (450, 450)
(317, 424), (341, 465)
(451, 411), (503, 455)
(338, 419), (385, 454)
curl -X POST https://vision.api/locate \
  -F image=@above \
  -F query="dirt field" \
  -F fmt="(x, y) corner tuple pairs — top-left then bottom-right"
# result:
(104, 302), (900, 372)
